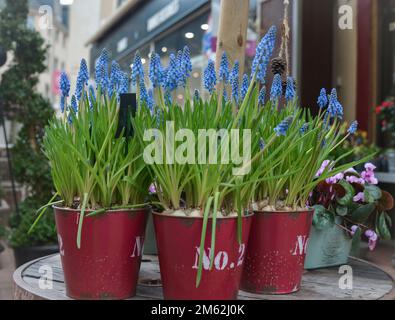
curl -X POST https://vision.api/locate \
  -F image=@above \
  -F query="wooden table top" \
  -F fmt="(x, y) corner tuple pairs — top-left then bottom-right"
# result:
(13, 254), (394, 300)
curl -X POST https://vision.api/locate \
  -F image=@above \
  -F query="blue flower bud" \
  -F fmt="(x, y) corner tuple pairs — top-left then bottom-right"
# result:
(270, 74), (282, 101)
(204, 60), (217, 94)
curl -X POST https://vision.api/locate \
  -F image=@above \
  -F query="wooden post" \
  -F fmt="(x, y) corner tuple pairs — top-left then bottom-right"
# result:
(215, 0), (249, 74)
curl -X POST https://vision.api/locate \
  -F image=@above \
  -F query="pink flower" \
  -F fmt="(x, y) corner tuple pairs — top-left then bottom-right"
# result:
(361, 170), (378, 185)
(316, 160), (332, 177)
(364, 163), (377, 172)
(346, 175), (365, 185)
(353, 192), (365, 203)
(350, 225), (359, 236)
(365, 230), (378, 251)
(361, 163), (379, 185)
(326, 172), (344, 184)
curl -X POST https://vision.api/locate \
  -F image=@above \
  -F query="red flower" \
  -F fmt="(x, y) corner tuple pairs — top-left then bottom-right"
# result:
(375, 106), (382, 114)
(382, 101), (394, 108)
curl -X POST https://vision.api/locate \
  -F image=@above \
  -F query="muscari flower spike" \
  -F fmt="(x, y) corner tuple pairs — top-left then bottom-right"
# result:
(274, 117), (293, 137)
(219, 52), (229, 84)
(109, 61), (121, 98)
(240, 74), (249, 101)
(270, 74), (282, 101)
(59, 72), (70, 113)
(230, 61), (239, 103)
(317, 88), (328, 108)
(204, 59), (217, 94)
(71, 95), (78, 113)
(118, 72), (129, 95)
(252, 25), (277, 84)
(258, 86), (266, 106)
(149, 52), (162, 88)
(60, 72), (70, 97)
(300, 123), (309, 135)
(348, 121), (358, 135)
(285, 77), (296, 102)
(165, 53), (179, 92)
(177, 50), (189, 88)
(182, 46), (193, 78)
(131, 52), (144, 86)
(328, 88), (344, 119)
(147, 88), (154, 111)
(75, 59), (89, 100)
(95, 49), (109, 92)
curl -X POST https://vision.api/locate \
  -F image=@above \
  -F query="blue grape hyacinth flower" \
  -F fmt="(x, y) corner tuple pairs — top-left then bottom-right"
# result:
(219, 52), (229, 84)
(165, 53), (179, 92)
(71, 95), (78, 113)
(109, 61), (121, 98)
(274, 117), (293, 136)
(328, 88), (344, 119)
(95, 49), (109, 92)
(131, 52), (144, 86)
(75, 59), (89, 101)
(252, 26), (277, 84)
(118, 72), (129, 96)
(317, 88), (328, 109)
(204, 60), (217, 94)
(182, 46), (193, 78)
(270, 74), (282, 101)
(149, 53), (162, 88)
(348, 121), (358, 134)
(240, 74), (249, 102)
(230, 61), (239, 103)
(285, 77), (296, 102)
(59, 72), (70, 113)
(258, 86), (266, 106)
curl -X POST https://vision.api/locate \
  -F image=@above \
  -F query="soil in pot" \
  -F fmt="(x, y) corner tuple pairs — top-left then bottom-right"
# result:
(153, 210), (253, 300)
(241, 209), (313, 295)
(54, 206), (148, 300)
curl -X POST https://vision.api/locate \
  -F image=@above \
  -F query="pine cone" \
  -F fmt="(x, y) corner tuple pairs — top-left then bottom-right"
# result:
(271, 57), (287, 75)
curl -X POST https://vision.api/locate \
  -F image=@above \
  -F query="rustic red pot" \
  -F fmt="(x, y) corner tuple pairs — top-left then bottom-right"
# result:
(241, 209), (314, 295)
(54, 206), (148, 300)
(153, 212), (253, 300)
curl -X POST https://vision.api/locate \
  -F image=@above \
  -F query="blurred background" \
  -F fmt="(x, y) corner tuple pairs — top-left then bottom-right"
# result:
(0, 0), (394, 299)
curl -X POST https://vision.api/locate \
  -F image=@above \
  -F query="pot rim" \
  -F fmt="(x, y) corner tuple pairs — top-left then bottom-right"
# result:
(153, 210), (254, 220)
(53, 205), (150, 214)
(253, 207), (314, 214)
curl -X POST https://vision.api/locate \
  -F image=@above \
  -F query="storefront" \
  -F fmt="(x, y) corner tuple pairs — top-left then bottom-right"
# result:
(89, 0), (210, 95)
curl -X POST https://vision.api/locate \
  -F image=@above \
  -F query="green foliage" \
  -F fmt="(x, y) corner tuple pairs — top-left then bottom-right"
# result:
(44, 90), (151, 209)
(251, 103), (369, 209)
(311, 171), (393, 242)
(2, 197), (57, 248)
(0, 0), (56, 247)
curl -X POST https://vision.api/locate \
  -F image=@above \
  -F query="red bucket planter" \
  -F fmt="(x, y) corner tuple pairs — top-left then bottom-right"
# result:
(54, 206), (148, 300)
(241, 209), (314, 295)
(153, 212), (253, 300)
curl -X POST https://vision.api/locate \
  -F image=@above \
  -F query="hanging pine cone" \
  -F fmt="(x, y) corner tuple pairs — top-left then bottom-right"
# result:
(271, 57), (287, 75)
(282, 78), (297, 96)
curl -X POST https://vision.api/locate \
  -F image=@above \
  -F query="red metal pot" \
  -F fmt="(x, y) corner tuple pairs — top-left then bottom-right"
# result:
(241, 209), (314, 295)
(153, 212), (253, 300)
(54, 206), (148, 300)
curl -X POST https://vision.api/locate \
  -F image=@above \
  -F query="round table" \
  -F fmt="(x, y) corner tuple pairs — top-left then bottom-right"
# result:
(13, 254), (394, 300)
